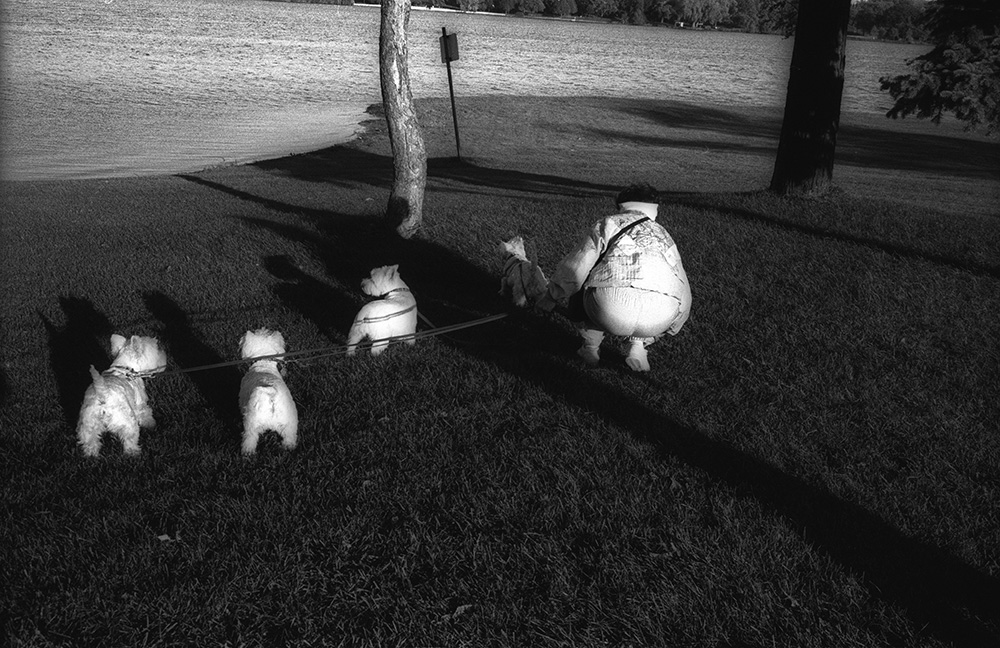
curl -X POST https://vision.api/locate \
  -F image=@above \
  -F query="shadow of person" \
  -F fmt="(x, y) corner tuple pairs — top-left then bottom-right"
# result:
(39, 295), (116, 426)
(141, 290), (242, 446)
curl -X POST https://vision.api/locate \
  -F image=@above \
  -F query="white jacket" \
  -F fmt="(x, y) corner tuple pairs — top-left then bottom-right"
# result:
(547, 210), (691, 332)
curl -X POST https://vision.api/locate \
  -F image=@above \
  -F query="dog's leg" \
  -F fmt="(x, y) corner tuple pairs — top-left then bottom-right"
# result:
(242, 423), (261, 455)
(115, 422), (142, 456)
(280, 424), (298, 450)
(370, 339), (390, 356)
(346, 324), (367, 357)
(76, 412), (103, 458)
(137, 405), (156, 430)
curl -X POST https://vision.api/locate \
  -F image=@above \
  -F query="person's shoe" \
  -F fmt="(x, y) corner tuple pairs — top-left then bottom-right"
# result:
(577, 345), (600, 365)
(625, 339), (650, 372)
(577, 328), (604, 366)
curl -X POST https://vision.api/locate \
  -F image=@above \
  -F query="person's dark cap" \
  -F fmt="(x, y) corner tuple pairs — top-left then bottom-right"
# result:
(616, 183), (659, 206)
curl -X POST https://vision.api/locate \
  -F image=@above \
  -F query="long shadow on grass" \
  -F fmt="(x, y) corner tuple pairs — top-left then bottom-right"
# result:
(613, 99), (1000, 180)
(264, 254), (359, 341)
(250, 148), (617, 199)
(40, 296), (116, 426)
(142, 291), (242, 444)
(669, 192), (1000, 280)
(190, 175), (1000, 646)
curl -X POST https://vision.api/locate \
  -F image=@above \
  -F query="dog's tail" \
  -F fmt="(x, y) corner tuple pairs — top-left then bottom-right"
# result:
(88, 365), (109, 397)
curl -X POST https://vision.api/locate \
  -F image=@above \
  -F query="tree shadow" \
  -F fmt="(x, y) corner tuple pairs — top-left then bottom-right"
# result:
(184, 174), (999, 646)
(612, 99), (999, 180)
(141, 290), (242, 446)
(250, 147), (617, 199)
(0, 365), (8, 410)
(263, 254), (359, 341)
(39, 296), (116, 426)
(665, 190), (1000, 279)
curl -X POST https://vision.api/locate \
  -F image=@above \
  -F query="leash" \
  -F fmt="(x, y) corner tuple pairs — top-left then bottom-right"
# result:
(138, 312), (508, 379)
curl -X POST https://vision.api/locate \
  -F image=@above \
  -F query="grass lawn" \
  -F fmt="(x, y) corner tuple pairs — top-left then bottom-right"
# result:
(1, 95), (999, 647)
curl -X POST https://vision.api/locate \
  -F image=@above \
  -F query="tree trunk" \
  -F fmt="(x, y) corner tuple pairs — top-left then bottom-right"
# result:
(379, 0), (427, 238)
(770, 0), (853, 195)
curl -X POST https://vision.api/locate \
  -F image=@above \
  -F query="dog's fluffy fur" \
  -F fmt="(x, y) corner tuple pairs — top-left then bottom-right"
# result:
(346, 265), (418, 356)
(76, 334), (167, 457)
(239, 328), (298, 455)
(499, 236), (548, 307)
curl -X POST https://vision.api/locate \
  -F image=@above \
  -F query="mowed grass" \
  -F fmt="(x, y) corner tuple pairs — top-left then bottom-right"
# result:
(1, 96), (998, 647)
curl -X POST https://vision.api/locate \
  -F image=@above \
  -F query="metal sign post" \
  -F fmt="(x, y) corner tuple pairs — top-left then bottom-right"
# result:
(440, 27), (461, 161)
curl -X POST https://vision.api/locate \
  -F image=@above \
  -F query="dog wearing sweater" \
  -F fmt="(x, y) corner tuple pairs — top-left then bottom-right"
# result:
(346, 265), (418, 356)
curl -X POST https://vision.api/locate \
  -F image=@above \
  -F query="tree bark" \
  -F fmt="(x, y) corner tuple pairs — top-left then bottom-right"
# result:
(379, 0), (427, 238)
(770, 0), (853, 196)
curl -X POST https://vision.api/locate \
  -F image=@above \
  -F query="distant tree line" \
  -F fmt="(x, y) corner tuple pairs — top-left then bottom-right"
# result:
(849, 0), (929, 42)
(355, 0), (932, 41)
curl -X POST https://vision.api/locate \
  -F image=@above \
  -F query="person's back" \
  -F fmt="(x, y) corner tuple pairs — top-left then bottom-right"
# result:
(538, 183), (691, 371)
(585, 213), (689, 321)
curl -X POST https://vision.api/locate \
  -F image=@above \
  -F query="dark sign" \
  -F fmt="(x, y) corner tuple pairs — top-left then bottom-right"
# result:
(440, 31), (459, 64)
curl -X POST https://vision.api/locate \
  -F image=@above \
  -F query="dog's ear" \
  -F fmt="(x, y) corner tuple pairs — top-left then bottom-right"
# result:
(110, 334), (127, 356)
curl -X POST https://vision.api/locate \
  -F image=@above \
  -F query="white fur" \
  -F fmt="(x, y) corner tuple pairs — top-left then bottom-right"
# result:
(239, 328), (298, 455)
(498, 235), (548, 307)
(76, 334), (167, 457)
(346, 265), (418, 356)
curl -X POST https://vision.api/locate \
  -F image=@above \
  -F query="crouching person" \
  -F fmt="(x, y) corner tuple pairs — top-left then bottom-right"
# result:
(536, 183), (691, 372)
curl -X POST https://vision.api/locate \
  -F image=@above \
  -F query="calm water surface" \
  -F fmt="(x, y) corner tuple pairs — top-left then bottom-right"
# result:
(0, 0), (928, 181)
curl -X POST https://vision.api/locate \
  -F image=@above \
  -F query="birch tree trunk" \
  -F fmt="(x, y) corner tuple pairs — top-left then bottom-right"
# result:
(379, 0), (427, 238)
(770, 0), (853, 196)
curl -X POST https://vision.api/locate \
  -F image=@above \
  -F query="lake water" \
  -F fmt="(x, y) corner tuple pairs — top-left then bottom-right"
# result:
(0, 0), (928, 181)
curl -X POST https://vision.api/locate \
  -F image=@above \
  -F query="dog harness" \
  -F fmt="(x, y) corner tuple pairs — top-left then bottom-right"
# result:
(104, 366), (142, 379)
(104, 365), (166, 379)
(356, 288), (416, 324)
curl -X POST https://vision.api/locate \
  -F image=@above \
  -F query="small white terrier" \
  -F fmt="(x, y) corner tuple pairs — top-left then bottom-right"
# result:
(239, 328), (298, 455)
(346, 264), (418, 356)
(76, 334), (167, 457)
(499, 235), (548, 307)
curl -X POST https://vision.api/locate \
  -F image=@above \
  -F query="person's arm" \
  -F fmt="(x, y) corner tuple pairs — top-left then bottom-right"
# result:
(538, 218), (614, 310)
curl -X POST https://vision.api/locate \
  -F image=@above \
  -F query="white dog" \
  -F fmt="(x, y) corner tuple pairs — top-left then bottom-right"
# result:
(346, 265), (418, 356)
(499, 235), (548, 307)
(76, 334), (167, 457)
(239, 328), (298, 455)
